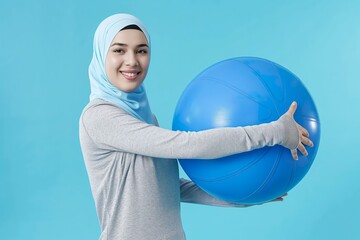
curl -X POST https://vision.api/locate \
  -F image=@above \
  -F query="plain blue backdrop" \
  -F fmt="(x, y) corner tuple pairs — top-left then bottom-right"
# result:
(1, 0), (359, 239)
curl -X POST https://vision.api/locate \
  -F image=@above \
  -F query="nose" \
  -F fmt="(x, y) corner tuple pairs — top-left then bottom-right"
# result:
(124, 52), (139, 67)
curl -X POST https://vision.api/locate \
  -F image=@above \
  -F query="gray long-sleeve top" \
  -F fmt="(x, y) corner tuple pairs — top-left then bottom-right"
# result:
(79, 99), (299, 240)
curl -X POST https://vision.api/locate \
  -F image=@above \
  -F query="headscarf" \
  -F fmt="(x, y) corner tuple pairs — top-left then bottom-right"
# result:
(88, 13), (154, 124)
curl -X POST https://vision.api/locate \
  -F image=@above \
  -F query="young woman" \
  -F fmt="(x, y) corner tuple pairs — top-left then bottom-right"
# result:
(79, 13), (313, 240)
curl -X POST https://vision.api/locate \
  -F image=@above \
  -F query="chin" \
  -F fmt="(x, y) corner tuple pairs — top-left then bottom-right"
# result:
(111, 76), (145, 93)
(117, 84), (141, 93)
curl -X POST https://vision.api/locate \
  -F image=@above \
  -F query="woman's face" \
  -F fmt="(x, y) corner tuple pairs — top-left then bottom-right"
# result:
(105, 29), (150, 92)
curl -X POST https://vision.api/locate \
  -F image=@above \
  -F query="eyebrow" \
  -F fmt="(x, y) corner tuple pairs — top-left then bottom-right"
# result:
(110, 43), (149, 48)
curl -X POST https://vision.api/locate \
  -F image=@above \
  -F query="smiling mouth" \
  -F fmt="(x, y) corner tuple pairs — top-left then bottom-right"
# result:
(121, 71), (140, 80)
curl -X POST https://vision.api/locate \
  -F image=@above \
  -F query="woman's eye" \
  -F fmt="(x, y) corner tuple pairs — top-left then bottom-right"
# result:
(114, 49), (125, 54)
(137, 49), (148, 54)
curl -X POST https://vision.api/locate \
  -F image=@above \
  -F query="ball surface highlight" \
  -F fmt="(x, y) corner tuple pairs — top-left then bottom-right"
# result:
(172, 57), (320, 204)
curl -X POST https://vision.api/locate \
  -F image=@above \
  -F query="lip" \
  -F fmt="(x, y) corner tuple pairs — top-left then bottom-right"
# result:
(120, 70), (141, 80)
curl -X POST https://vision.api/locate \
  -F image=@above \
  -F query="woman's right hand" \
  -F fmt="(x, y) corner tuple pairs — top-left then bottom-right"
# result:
(283, 101), (314, 160)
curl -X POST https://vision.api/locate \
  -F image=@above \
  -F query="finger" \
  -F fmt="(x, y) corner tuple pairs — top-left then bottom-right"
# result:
(273, 197), (283, 202)
(297, 123), (309, 137)
(272, 193), (288, 202)
(287, 101), (297, 116)
(301, 135), (313, 147)
(291, 149), (298, 160)
(298, 143), (308, 156)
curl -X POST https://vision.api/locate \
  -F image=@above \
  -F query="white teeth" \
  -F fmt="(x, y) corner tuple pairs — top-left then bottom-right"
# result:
(122, 72), (138, 77)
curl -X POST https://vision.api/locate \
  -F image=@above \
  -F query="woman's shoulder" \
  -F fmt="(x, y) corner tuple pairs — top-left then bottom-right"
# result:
(80, 98), (128, 123)
(82, 99), (125, 115)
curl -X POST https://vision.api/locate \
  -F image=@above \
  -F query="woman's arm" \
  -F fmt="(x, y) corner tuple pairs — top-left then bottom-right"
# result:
(80, 100), (302, 159)
(180, 178), (287, 207)
(180, 178), (251, 207)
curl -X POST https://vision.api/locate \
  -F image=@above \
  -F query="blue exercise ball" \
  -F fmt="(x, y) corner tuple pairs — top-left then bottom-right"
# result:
(172, 57), (320, 204)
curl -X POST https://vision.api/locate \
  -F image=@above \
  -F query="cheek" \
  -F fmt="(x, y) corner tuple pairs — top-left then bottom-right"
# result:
(141, 57), (150, 72)
(105, 56), (120, 79)
(106, 56), (118, 70)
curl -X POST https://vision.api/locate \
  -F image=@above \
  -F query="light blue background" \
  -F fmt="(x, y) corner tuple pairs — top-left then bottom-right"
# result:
(1, 0), (359, 239)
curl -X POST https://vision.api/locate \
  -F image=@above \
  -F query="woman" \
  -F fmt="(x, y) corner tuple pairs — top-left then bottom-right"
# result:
(79, 13), (313, 240)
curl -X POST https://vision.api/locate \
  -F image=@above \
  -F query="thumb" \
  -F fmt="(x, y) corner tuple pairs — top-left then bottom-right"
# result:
(286, 101), (297, 117)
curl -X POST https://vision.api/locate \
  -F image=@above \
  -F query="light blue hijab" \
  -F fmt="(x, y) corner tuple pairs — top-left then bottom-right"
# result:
(89, 13), (154, 124)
